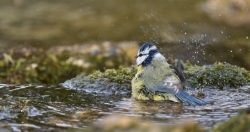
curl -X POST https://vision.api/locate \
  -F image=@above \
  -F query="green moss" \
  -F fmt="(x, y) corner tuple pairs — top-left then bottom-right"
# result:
(211, 109), (250, 132)
(3, 46), (249, 90)
(64, 61), (250, 95)
(87, 66), (135, 84)
(62, 66), (136, 95)
(0, 50), (84, 84)
(0, 44), (136, 85)
(185, 62), (250, 89)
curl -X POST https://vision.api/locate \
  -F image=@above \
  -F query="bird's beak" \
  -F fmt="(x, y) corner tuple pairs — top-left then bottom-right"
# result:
(135, 55), (138, 58)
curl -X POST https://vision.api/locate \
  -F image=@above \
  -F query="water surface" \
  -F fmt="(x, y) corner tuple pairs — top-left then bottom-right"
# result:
(0, 84), (250, 131)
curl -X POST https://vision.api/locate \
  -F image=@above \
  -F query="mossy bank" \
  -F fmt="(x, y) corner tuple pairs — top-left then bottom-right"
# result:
(63, 62), (250, 95)
(0, 42), (138, 84)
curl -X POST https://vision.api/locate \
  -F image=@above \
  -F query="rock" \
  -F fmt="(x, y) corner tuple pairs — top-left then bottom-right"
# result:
(62, 67), (136, 96)
(82, 114), (206, 132)
(185, 62), (250, 89)
(63, 61), (250, 96)
(203, 0), (250, 27)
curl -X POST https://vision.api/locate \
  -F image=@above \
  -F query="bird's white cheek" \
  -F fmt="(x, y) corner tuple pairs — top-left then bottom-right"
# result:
(136, 55), (148, 65)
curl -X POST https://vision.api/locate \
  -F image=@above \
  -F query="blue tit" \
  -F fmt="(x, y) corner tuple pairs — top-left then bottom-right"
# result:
(131, 42), (207, 105)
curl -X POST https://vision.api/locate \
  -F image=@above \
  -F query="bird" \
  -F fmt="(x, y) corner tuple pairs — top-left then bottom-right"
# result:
(131, 42), (207, 105)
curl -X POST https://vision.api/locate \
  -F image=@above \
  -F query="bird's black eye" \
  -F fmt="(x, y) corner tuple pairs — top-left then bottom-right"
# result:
(135, 53), (146, 58)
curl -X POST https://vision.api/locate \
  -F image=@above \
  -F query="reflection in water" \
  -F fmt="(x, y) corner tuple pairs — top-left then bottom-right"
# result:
(116, 99), (184, 115)
(113, 97), (239, 130)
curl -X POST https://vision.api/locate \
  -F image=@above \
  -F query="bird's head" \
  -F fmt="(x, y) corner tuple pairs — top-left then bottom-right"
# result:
(135, 42), (165, 66)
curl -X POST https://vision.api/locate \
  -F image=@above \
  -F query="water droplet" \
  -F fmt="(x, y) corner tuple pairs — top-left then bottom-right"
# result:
(201, 34), (204, 38)
(221, 30), (223, 34)
(184, 32), (187, 35)
(246, 36), (248, 39)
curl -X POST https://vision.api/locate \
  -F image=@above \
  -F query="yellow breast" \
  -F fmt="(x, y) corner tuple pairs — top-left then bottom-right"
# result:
(131, 65), (179, 102)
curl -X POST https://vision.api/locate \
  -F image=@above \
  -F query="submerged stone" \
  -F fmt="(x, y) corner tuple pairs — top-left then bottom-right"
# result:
(82, 114), (206, 132)
(62, 67), (136, 96)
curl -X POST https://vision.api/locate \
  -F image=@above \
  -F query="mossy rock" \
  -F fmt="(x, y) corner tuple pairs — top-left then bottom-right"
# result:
(63, 62), (250, 95)
(185, 62), (250, 89)
(0, 51), (84, 84)
(0, 42), (138, 84)
(62, 66), (136, 96)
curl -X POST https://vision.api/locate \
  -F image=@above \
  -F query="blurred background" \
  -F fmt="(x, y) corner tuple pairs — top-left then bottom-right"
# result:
(0, 1), (250, 131)
(0, 0), (249, 69)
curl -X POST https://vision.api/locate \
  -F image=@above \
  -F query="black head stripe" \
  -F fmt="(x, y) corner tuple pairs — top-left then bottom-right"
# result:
(141, 49), (159, 67)
(139, 42), (155, 52)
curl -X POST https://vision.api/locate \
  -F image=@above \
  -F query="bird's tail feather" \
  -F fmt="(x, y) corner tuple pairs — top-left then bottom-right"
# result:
(175, 90), (207, 106)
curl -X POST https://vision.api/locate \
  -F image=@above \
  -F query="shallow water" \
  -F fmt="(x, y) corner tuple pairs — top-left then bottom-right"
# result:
(0, 84), (250, 131)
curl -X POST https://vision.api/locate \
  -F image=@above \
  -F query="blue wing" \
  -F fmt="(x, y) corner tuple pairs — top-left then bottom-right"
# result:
(151, 75), (207, 106)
